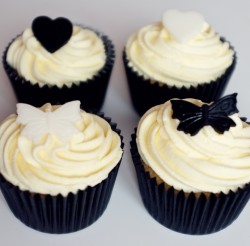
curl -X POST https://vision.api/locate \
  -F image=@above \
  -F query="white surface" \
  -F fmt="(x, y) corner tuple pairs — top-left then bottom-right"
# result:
(1, 0), (250, 245)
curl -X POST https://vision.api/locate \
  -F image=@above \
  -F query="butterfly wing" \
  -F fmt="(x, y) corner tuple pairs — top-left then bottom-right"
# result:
(176, 113), (205, 135)
(21, 121), (50, 143)
(171, 99), (204, 136)
(52, 101), (81, 121)
(50, 101), (82, 141)
(16, 103), (48, 142)
(208, 114), (236, 133)
(209, 93), (238, 116)
(16, 103), (46, 124)
(171, 99), (200, 120)
(207, 93), (238, 134)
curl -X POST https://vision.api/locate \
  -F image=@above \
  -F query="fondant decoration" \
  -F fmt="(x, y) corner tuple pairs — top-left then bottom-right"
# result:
(16, 101), (81, 142)
(32, 16), (73, 53)
(171, 93), (238, 135)
(162, 9), (205, 43)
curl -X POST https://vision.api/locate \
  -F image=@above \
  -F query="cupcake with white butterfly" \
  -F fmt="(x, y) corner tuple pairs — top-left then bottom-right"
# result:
(123, 9), (236, 115)
(0, 101), (123, 233)
(131, 93), (250, 234)
(3, 16), (115, 112)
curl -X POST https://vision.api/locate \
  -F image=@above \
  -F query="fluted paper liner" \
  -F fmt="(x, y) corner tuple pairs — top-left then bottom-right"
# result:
(3, 31), (115, 113)
(0, 114), (124, 234)
(130, 132), (250, 235)
(123, 45), (236, 116)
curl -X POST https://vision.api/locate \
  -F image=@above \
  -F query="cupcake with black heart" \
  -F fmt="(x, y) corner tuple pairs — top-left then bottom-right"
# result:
(3, 16), (115, 112)
(124, 9), (236, 115)
(0, 100), (123, 233)
(130, 93), (250, 234)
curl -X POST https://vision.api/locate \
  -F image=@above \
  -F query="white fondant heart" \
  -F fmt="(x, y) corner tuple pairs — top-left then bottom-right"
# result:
(162, 9), (205, 43)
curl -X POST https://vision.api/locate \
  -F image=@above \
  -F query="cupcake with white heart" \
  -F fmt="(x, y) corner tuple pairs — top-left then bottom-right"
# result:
(123, 9), (236, 115)
(3, 16), (115, 112)
(0, 101), (124, 233)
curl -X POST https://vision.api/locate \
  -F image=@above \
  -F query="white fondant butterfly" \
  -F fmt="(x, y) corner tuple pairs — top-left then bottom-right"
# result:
(16, 101), (82, 143)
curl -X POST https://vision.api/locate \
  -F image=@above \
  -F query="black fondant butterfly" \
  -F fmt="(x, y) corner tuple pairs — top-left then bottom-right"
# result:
(171, 93), (239, 136)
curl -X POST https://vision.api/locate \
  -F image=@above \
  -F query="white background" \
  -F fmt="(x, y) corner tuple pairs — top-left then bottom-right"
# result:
(1, 0), (250, 245)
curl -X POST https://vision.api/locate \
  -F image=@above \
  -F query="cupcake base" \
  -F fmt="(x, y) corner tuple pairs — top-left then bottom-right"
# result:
(0, 163), (120, 234)
(130, 132), (250, 235)
(0, 114), (124, 234)
(123, 50), (236, 116)
(3, 33), (115, 113)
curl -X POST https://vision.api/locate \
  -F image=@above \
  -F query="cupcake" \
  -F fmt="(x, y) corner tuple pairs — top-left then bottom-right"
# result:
(130, 93), (250, 235)
(3, 16), (115, 112)
(0, 101), (123, 233)
(124, 9), (236, 115)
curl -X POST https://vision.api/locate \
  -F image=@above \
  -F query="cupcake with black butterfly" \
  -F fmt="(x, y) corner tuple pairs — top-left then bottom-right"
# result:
(3, 16), (115, 112)
(130, 93), (250, 235)
(124, 9), (236, 115)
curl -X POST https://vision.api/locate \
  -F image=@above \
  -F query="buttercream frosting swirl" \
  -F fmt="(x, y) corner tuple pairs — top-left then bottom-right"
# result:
(126, 22), (234, 87)
(6, 26), (106, 87)
(0, 104), (122, 196)
(136, 99), (250, 194)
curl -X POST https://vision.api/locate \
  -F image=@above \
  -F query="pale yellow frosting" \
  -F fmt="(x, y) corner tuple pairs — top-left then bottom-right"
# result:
(6, 26), (106, 87)
(126, 22), (234, 87)
(0, 104), (123, 196)
(136, 99), (250, 194)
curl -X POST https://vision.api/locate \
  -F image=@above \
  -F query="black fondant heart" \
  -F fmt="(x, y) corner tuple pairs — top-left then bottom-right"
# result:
(32, 16), (73, 53)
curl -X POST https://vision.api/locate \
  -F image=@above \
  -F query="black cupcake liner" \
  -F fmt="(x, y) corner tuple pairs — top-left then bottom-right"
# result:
(0, 114), (124, 234)
(123, 48), (236, 116)
(130, 132), (250, 235)
(3, 31), (115, 113)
